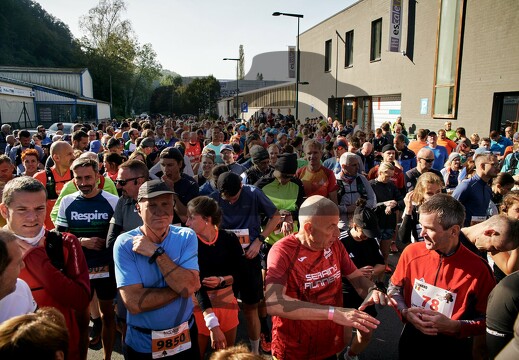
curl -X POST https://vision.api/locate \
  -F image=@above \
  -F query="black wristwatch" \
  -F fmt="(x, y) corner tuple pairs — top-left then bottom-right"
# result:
(148, 246), (165, 264)
(257, 234), (266, 243)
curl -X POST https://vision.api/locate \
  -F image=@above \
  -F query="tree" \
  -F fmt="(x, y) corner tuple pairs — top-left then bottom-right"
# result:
(182, 76), (221, 117)
(79, 0), (162, 116)
(239, 44), (245, 80)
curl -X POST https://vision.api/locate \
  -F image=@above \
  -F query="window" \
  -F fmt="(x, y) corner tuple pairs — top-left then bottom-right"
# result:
(324, 39), (332, 72)
(432, 0), (464, 118)
(370, 18), (382, 61)
(345, 30), (354, 67)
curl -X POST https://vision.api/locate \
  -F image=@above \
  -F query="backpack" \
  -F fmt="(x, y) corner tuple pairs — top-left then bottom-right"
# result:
(15, 144), (35, 166)
(337, 176), (368, 204)
(45, 168), (73, 200)
(507, 152), (519, 175)
(45, 229), (65, 272)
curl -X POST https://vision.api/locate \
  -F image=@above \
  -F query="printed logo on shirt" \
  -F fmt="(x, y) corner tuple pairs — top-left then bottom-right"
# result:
(304, 264), (340, 289)
(324, 248), (332, 259)
(70, 210), (110, 223)
(297, 256), (307, 262)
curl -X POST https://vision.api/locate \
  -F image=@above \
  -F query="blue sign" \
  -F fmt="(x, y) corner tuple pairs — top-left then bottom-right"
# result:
(241, 102), (248, 113)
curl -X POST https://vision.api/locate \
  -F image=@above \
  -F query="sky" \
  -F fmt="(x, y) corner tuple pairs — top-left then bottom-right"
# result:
(35, 0), (356, 80)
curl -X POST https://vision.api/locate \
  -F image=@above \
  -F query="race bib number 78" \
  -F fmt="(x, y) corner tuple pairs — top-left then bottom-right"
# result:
(410, 278), (457, 318)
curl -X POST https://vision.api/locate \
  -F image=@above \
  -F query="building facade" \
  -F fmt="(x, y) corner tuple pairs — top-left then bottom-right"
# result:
(297, 0), (519, 136)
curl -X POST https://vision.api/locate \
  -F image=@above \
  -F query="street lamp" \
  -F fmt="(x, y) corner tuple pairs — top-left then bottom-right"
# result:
(223, 57), (240, 119)
(273, 11), (304, 121)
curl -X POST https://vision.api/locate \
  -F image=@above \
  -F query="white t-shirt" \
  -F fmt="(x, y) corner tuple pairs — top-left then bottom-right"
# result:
(0, 278), (37, 323)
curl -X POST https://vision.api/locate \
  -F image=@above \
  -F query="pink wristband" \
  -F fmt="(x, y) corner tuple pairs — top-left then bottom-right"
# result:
(328, 306), (334, 320)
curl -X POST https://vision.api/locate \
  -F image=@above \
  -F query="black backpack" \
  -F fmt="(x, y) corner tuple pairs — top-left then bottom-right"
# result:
(45, 229), (65, 272)
(45, 168), (73, 200)
(337, 176), (368, 204)
(507, 152), (519, 175)
(15, 144), (35, 166)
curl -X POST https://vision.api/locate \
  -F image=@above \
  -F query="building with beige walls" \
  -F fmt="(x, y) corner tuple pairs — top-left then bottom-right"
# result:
(227, 0), (518, 137)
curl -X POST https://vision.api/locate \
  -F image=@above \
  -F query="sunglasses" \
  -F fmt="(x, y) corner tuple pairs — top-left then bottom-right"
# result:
(420, 158), (434, 163)
(114, 176), (144, 186)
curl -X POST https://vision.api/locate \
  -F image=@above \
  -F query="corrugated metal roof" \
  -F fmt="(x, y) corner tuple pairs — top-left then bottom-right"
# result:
(0, 66), (88, 74)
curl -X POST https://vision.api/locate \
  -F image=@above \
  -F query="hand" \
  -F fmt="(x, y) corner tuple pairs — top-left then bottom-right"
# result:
(385, 206), (392, 215)
(245, 238), (262, 259)
(280, 221), (294, 236)
(210, 326), (227, 350)
(202, 276), (221, 289)
(359, 266), (374, 279)
(80, 237), (106, 251)
(332, 307), (380, 333)
(403, 191), (414, 212)
(420, 308), (460, 335)
(132, 235), (157, 257)
(161, 174), (175, 190)
(404, 307), (438, 335)
(359, 289), (397, 311)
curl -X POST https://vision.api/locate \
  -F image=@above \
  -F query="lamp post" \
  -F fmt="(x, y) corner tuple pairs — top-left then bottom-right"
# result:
(223, 57), (240, 119)
(273, 11), (304, 121)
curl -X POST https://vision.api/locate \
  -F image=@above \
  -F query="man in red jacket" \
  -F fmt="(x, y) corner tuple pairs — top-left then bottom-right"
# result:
(0, 176), (90, 360)
(388, 194), (496, 359)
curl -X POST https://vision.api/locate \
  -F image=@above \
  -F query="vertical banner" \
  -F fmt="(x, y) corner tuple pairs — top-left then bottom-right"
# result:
(288, 46), (296, 78)
(389, 0), (402, 52)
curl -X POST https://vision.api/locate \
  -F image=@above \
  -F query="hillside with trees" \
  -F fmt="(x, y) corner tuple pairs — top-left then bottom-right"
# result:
(0, 0), (83, 67)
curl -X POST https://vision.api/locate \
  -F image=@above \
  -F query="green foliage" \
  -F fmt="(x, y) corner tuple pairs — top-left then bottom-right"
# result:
(0, 0), (83, 67)
(150, 76), (220, 117)
(79, 0), (162, 116)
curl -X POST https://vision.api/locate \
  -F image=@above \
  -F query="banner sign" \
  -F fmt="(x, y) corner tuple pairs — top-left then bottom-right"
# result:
(288, 46), (296, 78)
(389, 0), (402, 52)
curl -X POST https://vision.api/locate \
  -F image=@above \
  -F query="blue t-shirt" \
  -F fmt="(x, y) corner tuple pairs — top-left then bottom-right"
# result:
(425, 145), (448, 171)
(452, 174), (492, 226)
(209, 185), (277, 242)
(114, 225), (199, 353)
(55, 190), (118, 267)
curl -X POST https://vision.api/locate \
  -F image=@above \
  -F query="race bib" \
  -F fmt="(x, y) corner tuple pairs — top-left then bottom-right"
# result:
(88, 265), (109, 280)
(411, 278), (457, 318)
(151, 321), (191, 359)
(226, 229), (250, 249)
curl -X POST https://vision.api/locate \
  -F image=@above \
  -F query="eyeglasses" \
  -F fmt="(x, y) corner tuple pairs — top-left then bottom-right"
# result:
(114, 176), (144, 186)
(420, 158), (435, 163)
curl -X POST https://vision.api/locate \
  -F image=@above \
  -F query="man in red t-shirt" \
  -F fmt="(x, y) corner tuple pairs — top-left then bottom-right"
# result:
(265, 195), (394, 360)
(34, 141), (75, 230)
(295, 140), (339, 204)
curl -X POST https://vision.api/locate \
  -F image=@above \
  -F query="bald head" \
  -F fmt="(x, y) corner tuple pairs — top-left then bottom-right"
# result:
(299, 195), (339, 225)
(417, 148), (433, 159)
(50, 141), (72, 156)
(471, 215), (519, 254)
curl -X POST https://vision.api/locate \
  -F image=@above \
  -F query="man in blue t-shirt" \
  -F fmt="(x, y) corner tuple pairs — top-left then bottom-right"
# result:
(210, 172), (281, 354)
(114, 180), (200, 358)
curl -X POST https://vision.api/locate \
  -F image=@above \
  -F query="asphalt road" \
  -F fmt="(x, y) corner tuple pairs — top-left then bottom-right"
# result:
(88, 253), (403, 360)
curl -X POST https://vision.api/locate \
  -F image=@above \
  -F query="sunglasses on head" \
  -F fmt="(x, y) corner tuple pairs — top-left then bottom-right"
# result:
(114, 176), (144, 186)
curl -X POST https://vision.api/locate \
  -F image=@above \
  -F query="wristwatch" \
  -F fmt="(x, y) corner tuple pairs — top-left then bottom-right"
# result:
(257, 234), (266, 243)
(148, 246), (165, 264)
(219, 276), (227, 287)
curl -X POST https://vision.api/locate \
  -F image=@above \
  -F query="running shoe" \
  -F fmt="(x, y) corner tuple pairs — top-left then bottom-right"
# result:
(260, 332), (272, 353)
(89, 317), (102, 345)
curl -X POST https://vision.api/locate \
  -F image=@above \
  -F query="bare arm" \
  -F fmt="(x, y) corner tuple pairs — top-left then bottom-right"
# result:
(491, 248), (519, 275)
(265, 282), (379, 332)
(156, 253), (201, 298)
(119, 284), (179, 315)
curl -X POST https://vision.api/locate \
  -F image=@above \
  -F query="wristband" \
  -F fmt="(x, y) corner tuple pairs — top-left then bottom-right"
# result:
(328, 306), (335, 321)
(257, 234), (266, 243)
(204, 312), (220, 330)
